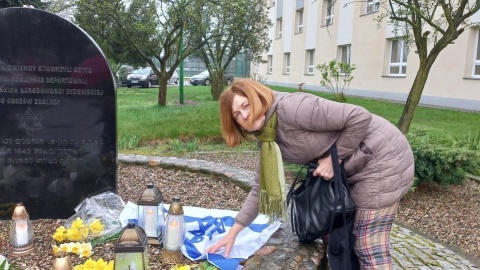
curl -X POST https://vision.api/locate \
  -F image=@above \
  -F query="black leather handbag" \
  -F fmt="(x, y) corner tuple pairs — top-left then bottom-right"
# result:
(287, 145), (356, 244)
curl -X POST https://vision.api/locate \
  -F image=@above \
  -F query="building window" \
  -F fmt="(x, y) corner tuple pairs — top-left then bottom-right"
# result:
(389, 39), (408, 76)
(339, 45), (351, 74)
(254, 62), (260, 73)
(267, 55), (273, 74)
(474, 30), (480, 77)
(276, 18), (283, 39)
(284, 53), (290, 74)
(296, 9), (304, 33)
(306, 50), (315, 74)
(366, 0), (379, 14)
(325, 0), (334, 25)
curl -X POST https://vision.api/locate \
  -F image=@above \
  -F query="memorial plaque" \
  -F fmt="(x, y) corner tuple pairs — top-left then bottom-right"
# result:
(0, 8), (117, 219)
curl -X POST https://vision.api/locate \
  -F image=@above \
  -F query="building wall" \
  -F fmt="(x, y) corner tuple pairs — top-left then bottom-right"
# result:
(255, 0), (480, 111)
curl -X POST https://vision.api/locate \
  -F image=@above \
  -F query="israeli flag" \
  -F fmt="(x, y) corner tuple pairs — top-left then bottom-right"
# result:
(119, 203), (280, 270)
(181, 206), (280, 270)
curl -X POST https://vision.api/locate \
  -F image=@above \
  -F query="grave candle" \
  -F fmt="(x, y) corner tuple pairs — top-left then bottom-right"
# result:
(165, 220), (181, 250)
(144, 206), (156, 236)
(15, 220), (29, 246)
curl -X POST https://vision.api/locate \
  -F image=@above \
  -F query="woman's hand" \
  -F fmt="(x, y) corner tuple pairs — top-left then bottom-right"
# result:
(205, 223), (244, 257)
(312, 154), (342, 180)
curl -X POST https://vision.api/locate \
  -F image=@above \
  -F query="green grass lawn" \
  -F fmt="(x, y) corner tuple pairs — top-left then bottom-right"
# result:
(116, 85), (480, 156)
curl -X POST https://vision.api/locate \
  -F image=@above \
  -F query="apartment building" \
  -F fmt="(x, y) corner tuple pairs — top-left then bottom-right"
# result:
(253, 0), (480, 111)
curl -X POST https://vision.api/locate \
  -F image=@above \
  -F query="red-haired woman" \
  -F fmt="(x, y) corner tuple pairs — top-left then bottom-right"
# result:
(206, 79), (414, 269)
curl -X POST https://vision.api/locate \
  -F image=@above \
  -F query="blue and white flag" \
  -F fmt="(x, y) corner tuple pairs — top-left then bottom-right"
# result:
(119, 203), (280, 270)
(181, 206), (280, 270)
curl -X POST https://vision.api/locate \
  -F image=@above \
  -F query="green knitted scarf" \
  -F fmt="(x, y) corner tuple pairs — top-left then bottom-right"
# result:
(254, 110), (286, 222)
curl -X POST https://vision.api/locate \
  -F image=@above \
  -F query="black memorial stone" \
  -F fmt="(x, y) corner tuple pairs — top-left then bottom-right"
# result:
(0, 8), (117, 219)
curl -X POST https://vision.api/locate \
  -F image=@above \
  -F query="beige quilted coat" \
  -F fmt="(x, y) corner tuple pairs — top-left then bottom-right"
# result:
(235, 91), (415, 227)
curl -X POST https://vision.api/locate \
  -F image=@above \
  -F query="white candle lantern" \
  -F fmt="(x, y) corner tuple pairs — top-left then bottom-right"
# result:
(114, 222), (149, 270)
(161, 196), (186, 263)
(137, 183), (164, 245)
(9, 203), (34, 256)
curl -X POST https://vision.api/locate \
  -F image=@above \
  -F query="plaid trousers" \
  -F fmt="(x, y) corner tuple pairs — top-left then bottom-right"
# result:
(353, 202), (399, 270)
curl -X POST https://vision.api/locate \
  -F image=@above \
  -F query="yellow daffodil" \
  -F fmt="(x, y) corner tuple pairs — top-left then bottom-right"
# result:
(79, 226), (89, 239)
(83, 258), (96, 268)
(79, 248), (91, 258)
(70, 244), (80, 254)
(105, 260), (114, 270)
(74, 259), (114, 270)
(88, 219), (104, 236)
(78, 242), (92, 258)
(52, 244), (59, 256)
(67, 228), (84, 242)
(52, 226), (67, 242)
(71, 217), (85, 229)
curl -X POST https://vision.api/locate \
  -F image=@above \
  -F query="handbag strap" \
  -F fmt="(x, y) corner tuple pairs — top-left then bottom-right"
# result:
(329, 145), (350, 233)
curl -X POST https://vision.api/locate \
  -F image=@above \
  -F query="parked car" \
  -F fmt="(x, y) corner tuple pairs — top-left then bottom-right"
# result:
(126, 67), (158, 88)
(168, 70), (179, 84)
(116, 65), (134, 86)
(126, 67), (179, 88)
(189, 70), (234, 86)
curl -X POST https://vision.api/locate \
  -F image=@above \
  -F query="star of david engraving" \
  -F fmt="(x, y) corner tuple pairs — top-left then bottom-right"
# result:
(17, 108), (43, 136)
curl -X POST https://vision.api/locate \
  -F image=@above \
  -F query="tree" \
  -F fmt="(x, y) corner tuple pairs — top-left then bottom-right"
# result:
(74, 0), (145, 74)
(0, 0), (49, 9)
(195, 0), (272, 100)
(75, 0), (211, 106)
(46, 0), (75, 20)
(376, 0), (480, 133)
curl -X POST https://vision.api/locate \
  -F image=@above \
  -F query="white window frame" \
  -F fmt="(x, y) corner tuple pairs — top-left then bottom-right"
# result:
(473, 29), (480, 78)
(276, 18), (283, 39)
(339, 45), (351, 74)
(325, 0), (334, 25)
(284, 53), (291, 74)
(366, 0), (379, 14)
(389, 39), (408, 76)
(296, 9), (304, 33)
(306, 50), (315, 74)
(267, 55), (273, 74)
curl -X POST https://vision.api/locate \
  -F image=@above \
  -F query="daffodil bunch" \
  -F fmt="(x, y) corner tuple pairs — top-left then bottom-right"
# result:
(170, 265), (192, 270)
(73, 258), (114, 270)
(170, 262), (219, 270)
(52, 241), (93, 258)
(53, 218), (104, 243)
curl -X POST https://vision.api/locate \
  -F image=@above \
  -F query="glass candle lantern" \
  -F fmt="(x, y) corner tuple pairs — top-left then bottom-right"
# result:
(114, 222), (149, 270)
(161, 196), (186, 263)
(137, 184), (164, 243)
(9, 203), (34, 256)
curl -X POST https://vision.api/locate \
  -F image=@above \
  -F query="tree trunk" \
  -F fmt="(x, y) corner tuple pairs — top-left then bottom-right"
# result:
(157, 76), (168, 106)
(396, 65), (432, 134)
(211, 72), (224, 100)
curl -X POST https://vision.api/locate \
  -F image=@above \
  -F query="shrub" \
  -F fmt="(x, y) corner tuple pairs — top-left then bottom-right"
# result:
(407, 129), (480, 186)
(316, 60), (355, 102)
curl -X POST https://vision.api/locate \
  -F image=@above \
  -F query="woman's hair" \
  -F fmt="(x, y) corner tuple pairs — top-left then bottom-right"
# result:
(219, 79), (274, 146)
